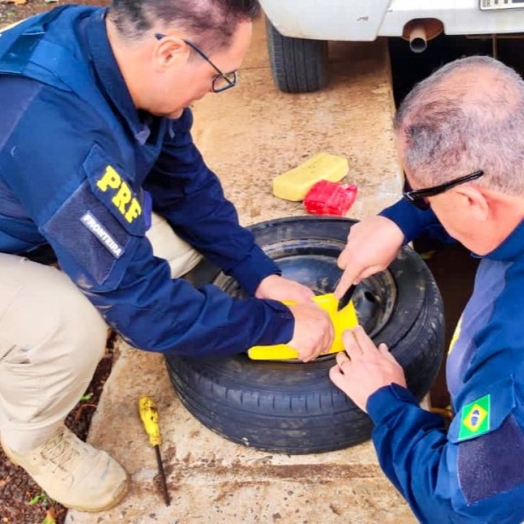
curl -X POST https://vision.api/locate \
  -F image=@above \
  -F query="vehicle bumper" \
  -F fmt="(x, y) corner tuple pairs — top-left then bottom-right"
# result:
(259, 0), (524, 41)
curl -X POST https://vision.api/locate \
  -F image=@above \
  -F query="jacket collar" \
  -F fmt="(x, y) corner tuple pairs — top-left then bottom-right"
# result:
(483, 219), (524, 262)
(84, 9), (151, 145)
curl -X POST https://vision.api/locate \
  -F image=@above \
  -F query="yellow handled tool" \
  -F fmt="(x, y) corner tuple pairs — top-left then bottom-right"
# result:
(138, 396), (170, 506)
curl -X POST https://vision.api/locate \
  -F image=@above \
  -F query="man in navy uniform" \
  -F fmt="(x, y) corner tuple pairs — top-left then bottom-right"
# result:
(332, 56), (524, 523)
(0, 0), (334, 512)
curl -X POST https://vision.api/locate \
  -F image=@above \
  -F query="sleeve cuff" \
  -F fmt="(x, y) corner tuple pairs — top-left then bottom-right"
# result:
(379, 199), (439, 245)
(366, 383), (420, 426)
(258, 299), (295, 345)
(228, 243), (281, 296)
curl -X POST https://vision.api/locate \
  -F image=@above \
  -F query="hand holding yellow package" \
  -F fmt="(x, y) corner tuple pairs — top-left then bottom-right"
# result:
(247, 293), (358, 360)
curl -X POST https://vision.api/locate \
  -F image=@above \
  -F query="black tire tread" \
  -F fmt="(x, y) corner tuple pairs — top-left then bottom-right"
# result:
(266, 18), (327, 94)
(165, 217), (445, 454)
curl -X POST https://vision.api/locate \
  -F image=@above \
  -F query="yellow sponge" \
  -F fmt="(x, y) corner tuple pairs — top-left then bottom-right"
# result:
(272, 153), (349, 202)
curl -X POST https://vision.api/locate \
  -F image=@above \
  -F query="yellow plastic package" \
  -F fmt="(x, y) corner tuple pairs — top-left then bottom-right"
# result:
(247, 293), (358, 360)
(272, 153), (349, 202)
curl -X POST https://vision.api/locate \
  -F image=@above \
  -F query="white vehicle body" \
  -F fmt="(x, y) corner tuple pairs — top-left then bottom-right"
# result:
(259, 0), (524, 42)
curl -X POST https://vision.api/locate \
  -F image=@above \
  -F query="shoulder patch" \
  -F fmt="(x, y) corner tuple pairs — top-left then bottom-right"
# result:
(80, 211), (123, 259)
(95, 165), (142, 225)
(42, 180), (143, 288)
(459, 394), (491, 441)
(83, 145), (146, 236)
(458, 415), (524, 505)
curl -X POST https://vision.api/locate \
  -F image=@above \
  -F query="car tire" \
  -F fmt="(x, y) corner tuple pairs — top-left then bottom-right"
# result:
(266, 18), (328, 93)
(165, 217), (444, 454)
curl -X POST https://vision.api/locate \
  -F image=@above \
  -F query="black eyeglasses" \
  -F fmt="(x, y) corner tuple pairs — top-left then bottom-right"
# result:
(403, 170), (484, 211)
(155, 34), (238, 93)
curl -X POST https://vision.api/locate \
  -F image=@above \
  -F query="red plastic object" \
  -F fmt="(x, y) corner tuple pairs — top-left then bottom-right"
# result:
(303, 180), (358, 216)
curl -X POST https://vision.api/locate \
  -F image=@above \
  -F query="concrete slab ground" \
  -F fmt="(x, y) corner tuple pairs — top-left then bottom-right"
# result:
(66, 18), (415, 524)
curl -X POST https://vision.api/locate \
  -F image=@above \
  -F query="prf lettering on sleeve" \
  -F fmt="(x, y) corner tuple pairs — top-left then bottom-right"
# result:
(96, 166), (142, 223)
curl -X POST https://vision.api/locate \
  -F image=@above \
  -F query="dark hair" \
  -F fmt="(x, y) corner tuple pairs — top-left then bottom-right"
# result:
(108, 0), (259, 51)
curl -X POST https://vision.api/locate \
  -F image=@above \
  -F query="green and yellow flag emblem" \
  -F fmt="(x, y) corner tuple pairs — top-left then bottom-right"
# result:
(459, 394), (491, 441)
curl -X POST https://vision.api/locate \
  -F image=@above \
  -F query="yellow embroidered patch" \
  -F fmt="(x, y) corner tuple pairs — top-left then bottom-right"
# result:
(96, 166), (142, 224)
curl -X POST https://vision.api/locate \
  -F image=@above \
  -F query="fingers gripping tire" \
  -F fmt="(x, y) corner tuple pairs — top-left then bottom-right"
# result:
(165, 217), (445, 454)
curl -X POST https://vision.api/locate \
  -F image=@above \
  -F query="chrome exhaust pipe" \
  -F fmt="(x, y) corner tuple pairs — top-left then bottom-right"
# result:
(409, 26), (427, 53)
(403, 19), (444, 54)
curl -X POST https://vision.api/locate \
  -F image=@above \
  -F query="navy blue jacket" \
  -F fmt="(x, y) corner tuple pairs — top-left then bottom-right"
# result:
(372, 199), (524, 523)
(0, 6), (294, 356)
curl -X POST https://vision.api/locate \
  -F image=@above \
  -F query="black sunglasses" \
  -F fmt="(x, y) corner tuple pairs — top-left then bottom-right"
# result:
(403, 170), (484, 211)
(155, 34), (238, 93)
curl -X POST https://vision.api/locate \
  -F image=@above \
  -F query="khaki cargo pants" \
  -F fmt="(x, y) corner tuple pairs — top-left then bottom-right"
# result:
(0, 214), (201, 452)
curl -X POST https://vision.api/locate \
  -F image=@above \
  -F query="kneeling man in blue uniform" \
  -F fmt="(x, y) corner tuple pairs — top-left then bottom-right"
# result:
(332, 56), (524, 523)
(0, 0), (334, 511)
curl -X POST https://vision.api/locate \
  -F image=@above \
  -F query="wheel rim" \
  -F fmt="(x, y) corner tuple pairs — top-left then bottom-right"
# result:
(213, 236), (397, 350)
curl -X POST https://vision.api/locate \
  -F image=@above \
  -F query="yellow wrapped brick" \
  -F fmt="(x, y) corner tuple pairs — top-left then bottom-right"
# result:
(272, 152), (349, 202)
(247, 293), (358, 361)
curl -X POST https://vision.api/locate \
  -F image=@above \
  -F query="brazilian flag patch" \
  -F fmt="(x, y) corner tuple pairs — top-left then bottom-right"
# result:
(458, 394), (491, 441)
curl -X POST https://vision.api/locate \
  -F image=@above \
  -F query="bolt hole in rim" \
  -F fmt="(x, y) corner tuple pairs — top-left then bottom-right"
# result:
(213, 238), (397, 362)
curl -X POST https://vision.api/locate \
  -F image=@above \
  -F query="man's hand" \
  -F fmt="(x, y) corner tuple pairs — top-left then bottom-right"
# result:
(256, 275), (332, 362)
(255, 274), (315, 304)
(329, 326), (406, 412)
(287, 303), (334, 362)
(334, 216), (405, 299)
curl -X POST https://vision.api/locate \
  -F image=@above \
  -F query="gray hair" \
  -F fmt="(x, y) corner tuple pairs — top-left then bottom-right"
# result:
(394, 56), (524, 195)
(108, 0), (259, 52)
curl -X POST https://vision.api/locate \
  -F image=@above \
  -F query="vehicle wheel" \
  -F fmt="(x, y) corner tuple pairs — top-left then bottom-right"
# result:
(266, 18), (328, 93)
(165, 217), (445, 454)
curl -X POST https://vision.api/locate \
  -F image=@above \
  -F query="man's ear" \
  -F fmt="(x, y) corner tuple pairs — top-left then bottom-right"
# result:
(154, 36), (190, 69)
(457, 185), (490, 221)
